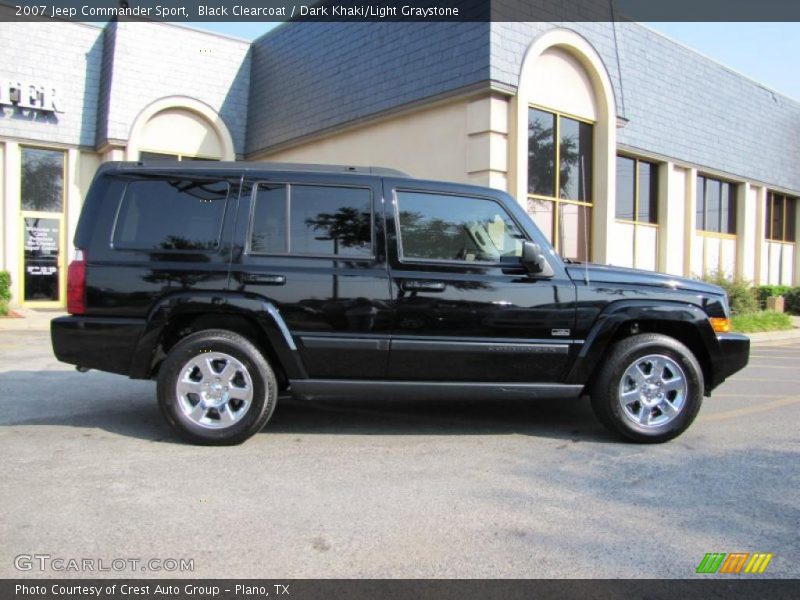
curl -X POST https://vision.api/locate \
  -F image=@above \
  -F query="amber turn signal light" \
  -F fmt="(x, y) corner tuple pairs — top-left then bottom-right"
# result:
(709, 317), (732, 333)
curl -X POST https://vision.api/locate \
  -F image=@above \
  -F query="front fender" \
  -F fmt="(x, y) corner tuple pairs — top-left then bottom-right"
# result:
(565, 300), (720, 387)
(128, 291), (306, 379)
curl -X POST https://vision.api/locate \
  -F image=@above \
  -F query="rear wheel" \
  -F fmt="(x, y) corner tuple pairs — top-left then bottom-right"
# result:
(157, 329), (277, 445)
(590, 333), (704, 443)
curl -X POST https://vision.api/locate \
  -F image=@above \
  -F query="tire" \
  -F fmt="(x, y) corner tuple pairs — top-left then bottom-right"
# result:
(157, 329), (278, 445)
(590, 333), (704, 443)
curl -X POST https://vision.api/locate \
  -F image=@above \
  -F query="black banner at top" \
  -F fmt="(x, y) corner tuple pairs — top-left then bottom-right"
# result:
(2, 0), (800, 22)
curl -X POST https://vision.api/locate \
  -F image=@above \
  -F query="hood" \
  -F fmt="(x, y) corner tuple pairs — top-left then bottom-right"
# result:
(565, 263), (725, 296)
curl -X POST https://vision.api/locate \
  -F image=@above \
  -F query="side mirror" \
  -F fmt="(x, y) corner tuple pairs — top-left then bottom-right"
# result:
(521, 241), (554, 278)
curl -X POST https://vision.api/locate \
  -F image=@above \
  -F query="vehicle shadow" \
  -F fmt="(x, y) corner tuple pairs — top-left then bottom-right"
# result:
(0, 369), (614, 444)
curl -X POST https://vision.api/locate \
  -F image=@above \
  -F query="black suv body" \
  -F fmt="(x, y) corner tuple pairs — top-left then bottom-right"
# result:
(52, 162), (749, 444)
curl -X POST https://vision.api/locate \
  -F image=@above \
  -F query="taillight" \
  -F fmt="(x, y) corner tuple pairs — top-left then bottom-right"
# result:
(67, 249), (87, 315)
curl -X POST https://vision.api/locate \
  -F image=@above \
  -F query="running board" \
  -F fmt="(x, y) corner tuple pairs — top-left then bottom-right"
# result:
(289, 380), (585, 401)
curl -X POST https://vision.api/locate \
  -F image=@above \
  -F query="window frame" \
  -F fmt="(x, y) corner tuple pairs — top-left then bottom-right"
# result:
(696, 174), (738, 238)
(393, 187), (531, 267)
(19, 144), (68, 308)
(246, 181), (376, 261)
(110, 177), (231, 253)
(526, 104), (594, 257)
(765, 192), (797, 244)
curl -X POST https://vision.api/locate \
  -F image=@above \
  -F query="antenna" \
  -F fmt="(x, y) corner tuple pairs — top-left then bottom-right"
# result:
(580, 154), (590, 285)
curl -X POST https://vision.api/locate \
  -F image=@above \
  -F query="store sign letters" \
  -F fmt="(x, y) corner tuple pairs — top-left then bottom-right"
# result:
(0, 79), (62, 114)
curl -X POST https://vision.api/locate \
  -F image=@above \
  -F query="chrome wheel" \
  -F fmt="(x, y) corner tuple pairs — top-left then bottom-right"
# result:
(175, 352), (253, 429)
(618, 354), (687, 428)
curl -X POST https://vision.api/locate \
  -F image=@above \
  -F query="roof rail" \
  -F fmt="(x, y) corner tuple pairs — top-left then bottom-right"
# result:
(112, 161), (409, 177)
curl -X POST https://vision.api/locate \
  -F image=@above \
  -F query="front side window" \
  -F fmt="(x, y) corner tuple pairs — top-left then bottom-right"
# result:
(765, 192), (797, 243)
(250, 184), (372, 258)
(396, 191), (525, 263)
(696, 175), (736, 234)
(527, 106), (593, 261)
(113, 178), (229, 251)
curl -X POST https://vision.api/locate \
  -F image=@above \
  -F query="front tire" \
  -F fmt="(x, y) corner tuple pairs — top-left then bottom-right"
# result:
(590, 334), (704, 443)
(157, 329), (278, 445)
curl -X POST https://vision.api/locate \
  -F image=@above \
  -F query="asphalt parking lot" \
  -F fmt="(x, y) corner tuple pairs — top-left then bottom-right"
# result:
(0, 330), (798, 578)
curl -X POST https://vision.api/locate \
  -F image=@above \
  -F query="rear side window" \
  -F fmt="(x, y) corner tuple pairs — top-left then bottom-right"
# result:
(113, 178), (229, 251)
(250, 184), (372, 258)
(396, 191), (526, 262)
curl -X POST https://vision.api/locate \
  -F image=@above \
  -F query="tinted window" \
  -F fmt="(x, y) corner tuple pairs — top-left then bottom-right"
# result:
(113, 178), (229, 251)
(528, 108), (556, 197)
(397, 192), (526, 262)
(251, 184), (288, 254)
(615, 156), (635, 220)
(21, 148), (64, 212)
(638, 161), (658, 224)
(697, 175), (736, 234)
(250, 184), (372, 257)
(559, 116), (592, 202)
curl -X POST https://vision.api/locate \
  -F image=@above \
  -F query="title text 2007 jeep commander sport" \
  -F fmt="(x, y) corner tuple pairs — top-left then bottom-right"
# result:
(52, 162), (749, 445)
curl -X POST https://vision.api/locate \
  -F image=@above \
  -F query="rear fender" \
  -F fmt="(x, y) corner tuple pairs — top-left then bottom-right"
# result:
(129, 291), (306, 379)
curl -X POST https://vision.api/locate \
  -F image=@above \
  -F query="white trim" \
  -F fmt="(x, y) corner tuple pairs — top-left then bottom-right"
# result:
(510, 28), (617, 263)
(125, 96), (235, 161)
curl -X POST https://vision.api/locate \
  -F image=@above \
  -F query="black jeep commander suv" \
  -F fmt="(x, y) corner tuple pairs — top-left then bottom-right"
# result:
(52, 162), (749, 445)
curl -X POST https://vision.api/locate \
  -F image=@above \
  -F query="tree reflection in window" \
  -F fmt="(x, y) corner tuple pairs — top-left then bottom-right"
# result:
(113, 178), (228, 251)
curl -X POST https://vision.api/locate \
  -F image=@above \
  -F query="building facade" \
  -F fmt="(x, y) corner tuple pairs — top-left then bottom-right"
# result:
(1, 18), (799, 308)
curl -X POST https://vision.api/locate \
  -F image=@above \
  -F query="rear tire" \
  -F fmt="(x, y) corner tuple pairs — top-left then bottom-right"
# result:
(590, 333), (704, 443)
(157, 329), (277, 445)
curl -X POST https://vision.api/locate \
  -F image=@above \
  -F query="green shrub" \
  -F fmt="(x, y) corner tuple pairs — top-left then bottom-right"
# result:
(784, 288), (800, 315)
(0, 299), (7, 317)
(700, 271), (758, 315)
(732, 310), (793, 333)
(0, 271), (10, 303)
(755, 284), (792, 309)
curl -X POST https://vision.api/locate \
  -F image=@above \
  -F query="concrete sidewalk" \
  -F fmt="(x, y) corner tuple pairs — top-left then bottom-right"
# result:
(0, 307), (66, 331)
(3, 307), (800, 345)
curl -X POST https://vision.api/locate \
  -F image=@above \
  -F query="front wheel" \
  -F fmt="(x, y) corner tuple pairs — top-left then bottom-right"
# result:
(590, 334), (704, 443)
(157, 329), (278, 445)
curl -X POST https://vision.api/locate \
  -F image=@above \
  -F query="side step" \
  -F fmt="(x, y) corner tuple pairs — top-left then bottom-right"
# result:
(289, 380), (584, 401)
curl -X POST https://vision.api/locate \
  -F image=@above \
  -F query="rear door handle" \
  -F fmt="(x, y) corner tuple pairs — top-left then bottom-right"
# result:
(242, 273), (286, 285)
(400, 280), (446, 292)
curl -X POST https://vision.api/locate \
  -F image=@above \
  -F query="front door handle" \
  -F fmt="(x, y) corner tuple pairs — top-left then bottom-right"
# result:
(400, 280), (446, 292)
(242, 273), (286, 285)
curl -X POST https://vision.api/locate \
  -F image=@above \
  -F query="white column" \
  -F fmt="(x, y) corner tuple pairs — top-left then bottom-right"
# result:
(794, 195), (800, 286)
(0, 142), (4, 270)
(66, 148), (81, 262)
(466, 95), (509, 192)
(3, 142), (21, 306)
(657, 161), (686, 275)
(736, 182), (757, 283)
(683, 168), (698, 277)
(753, 186), (766, 285)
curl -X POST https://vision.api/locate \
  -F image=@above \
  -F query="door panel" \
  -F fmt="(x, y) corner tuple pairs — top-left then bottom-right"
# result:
(231, 176), (392, 379)
(385, 183), (577, 382)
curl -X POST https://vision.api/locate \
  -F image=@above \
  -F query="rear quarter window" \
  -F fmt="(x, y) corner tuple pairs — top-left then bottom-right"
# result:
(112, 178), (229, 251)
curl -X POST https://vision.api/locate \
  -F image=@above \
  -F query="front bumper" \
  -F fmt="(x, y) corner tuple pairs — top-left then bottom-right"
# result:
(714, 332), (750, 385)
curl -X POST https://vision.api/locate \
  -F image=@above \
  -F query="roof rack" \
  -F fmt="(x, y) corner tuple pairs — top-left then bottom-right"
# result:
(111, 161), (409, 177)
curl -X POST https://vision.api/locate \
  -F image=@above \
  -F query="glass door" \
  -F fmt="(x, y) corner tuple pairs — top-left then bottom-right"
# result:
(19, 147), (66, 307)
